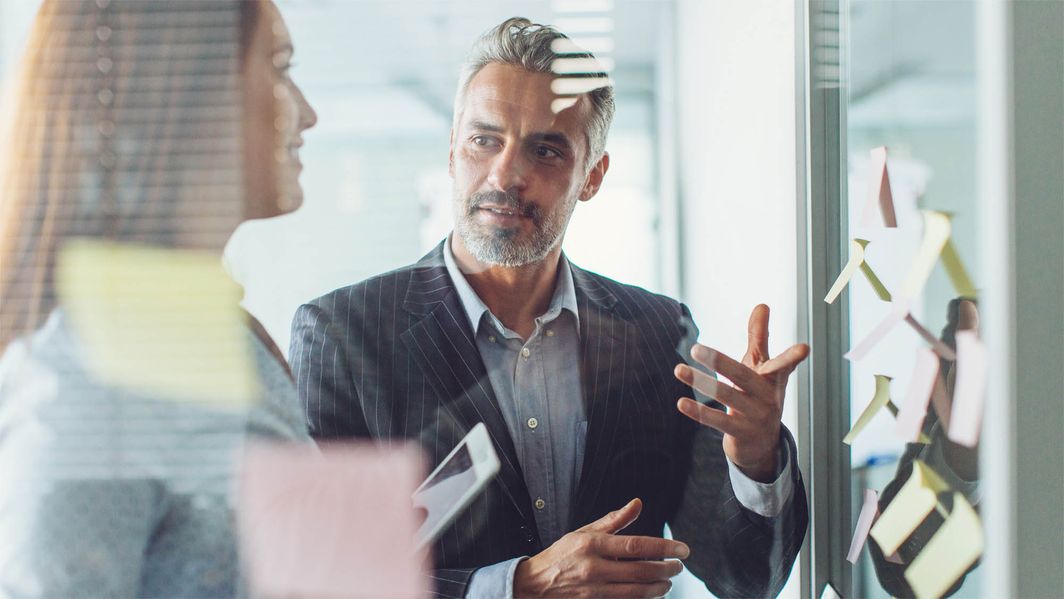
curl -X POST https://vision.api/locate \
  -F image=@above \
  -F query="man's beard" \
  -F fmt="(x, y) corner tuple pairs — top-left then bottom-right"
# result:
(454, 189), (574, 267)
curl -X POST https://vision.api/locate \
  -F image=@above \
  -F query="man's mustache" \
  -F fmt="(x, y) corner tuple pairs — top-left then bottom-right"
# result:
(468, 191), (540, 220)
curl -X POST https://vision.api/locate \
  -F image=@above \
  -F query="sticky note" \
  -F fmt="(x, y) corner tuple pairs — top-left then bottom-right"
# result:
(899, 211), (952, 300)
(870, 460), (949, 556)
(895, 349), (940, 442)
(939, 240), (978, 299)
(930, 371), (952, 430)
(238, 442), (427, 599)
(820, 583), (843, 599)
(947, 331), (989, 447)
(904, 493), (984, 599)
(845, 301), (910, 361)
(862, 146), (898, 228)
(847, 489), (880, 563)
(844, 375), (893, 445)
(824, 239), (892, 304)
(903, 313), (957, 361)
(56, 239), (258, 406)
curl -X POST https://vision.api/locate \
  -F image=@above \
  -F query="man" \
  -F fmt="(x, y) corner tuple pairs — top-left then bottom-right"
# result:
(291, 17), (808, 599)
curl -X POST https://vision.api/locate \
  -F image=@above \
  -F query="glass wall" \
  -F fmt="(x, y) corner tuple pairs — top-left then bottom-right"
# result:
(831, 1), (985, 597)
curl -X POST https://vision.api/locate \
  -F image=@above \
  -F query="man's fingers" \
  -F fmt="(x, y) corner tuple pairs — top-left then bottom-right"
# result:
(674, 365), (757, 414)
(593, 534), (690, 560)
(579, 498), (642, 534)
(744, 304), (771, 366)
(758, 343), (810, 378)
(591, 558), (684, 583)
(689, 344), (772, 398)
(677, 397), (740, 435)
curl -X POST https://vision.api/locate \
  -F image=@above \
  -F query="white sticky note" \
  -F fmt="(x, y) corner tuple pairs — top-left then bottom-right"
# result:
(863, 146), (898, 228)
(844, 375), (893, 445)
(847, 489), (880, 564)
(845, 301), (910, 361)
(870, 460), (949, 556)
(56, 239), (258, 406)
(820, 583), (843, 599)
(947, 331), (989, 447)
(899, 211), (952, 300)
(238, 442), (428, 599)
(895, 349), (940, 442)
(904, 493), (984, 599)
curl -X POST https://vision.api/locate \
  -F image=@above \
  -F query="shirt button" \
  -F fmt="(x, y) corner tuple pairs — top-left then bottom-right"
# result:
(535, 498), (546, 510)
(546, 330), (555, 337)
(488, 335), (496, 343)
(521, 347), (531, 358)
(527, 417), (539, 430)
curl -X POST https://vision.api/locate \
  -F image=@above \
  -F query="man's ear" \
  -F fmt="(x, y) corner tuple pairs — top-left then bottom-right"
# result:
(579, 151), (610, 201)
(448, 128), (456, 178)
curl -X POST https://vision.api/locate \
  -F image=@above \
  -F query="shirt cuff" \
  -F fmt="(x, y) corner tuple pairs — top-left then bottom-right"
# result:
(465, 556), (526, 599)
(725, 440), (795, 517)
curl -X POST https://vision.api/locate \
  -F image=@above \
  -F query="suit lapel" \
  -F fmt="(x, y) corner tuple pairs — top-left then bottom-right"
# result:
(570, 266), (638, 525)
(400, 244), (535, 525)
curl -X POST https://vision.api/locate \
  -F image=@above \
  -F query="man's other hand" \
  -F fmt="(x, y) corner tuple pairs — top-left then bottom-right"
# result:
(674, 304), (809, 482)
(513, 498), (688, 598)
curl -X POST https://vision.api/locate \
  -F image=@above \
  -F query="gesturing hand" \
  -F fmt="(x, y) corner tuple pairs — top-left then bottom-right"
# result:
(673, 304), (809, 482)
(513, 498), (689, 599)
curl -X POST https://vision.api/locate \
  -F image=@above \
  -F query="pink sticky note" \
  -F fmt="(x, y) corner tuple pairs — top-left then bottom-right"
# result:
(845, 301), (910, 361)
(886, 551), (905, 564)
(895, 349), (940, 442)
(930, 371), (952, 430)
(862, 146), (898, 228)
(947, 331), (989, 447)
(847, 489), (880, 563)
(903, 314), (957, 361)
(238, 442), (428, 599)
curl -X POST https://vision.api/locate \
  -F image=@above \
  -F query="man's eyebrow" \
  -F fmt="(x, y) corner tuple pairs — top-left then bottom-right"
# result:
(528, 132), (573, 151)
(468, 121), (504, 133)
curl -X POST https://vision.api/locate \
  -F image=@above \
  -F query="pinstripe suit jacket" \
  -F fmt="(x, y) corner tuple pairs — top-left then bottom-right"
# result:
(290, 242), (808, 598)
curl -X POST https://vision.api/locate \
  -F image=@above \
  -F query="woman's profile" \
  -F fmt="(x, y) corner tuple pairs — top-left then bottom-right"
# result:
(0, 1), (316, 596)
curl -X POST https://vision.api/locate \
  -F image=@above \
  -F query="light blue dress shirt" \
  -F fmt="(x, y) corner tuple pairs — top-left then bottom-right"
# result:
(443, 238), (794, 599)
(0, 310), (310, 597)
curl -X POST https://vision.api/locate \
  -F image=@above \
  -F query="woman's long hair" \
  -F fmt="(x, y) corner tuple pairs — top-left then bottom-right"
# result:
(0, 0), (266, 351)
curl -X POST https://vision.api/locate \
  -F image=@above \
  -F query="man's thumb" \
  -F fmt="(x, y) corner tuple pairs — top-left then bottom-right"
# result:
(580, 498), (642, 534)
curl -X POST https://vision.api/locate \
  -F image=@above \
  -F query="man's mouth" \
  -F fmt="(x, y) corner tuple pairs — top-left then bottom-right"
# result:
(479, 205), (519, 217)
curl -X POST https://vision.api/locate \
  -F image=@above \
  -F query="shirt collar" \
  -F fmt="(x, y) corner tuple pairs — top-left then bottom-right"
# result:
(443, 234), (580, 337)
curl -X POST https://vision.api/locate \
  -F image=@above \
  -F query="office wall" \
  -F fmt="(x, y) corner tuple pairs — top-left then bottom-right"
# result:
(673, 1), (801, 597)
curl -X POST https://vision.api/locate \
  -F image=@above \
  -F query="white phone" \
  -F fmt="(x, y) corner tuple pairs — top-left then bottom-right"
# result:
(412, 422), (500, 550)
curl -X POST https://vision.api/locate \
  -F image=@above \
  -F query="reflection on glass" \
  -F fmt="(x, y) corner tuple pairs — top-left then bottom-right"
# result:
(844, 1), (984, 597)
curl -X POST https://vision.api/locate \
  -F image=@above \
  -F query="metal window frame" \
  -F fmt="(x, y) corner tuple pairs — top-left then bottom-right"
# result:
(795, 1), (852, 597)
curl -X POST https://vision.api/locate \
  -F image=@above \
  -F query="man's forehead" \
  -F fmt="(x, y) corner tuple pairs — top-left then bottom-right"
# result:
(459, 64), (590, 138)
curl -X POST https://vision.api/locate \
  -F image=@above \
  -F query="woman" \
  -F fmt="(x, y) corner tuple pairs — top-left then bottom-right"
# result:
(0, 1), (316, 596)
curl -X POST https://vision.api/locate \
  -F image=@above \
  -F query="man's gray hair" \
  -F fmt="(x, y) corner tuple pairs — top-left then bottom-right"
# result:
(453, 17), (615, 170)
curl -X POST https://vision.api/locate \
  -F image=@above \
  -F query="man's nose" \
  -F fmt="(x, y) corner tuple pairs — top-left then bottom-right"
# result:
(486, 146), (527, 192)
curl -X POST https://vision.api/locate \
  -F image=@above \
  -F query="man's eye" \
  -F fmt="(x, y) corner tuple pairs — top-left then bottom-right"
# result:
(472, 136), (492, 146)
(535, 146), (561, 159)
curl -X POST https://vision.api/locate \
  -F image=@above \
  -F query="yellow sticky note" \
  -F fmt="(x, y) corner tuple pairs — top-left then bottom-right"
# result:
(939, 240), (978, 299)
(904, 493), (984, 599)
(844, 375), (893, 445)
(859, 261), (892, 301)
(869, 460), (949, 556)
(825, 239), (892, 304)
(899, 211), (952, 300)
(56, 239), (258, 407)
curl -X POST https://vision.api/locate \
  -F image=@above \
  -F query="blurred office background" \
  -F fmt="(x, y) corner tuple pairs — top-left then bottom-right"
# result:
(1, 1), (1059, 598)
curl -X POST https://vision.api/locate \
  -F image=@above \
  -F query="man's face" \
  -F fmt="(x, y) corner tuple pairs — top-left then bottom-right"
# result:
(450, 63), (606, 267)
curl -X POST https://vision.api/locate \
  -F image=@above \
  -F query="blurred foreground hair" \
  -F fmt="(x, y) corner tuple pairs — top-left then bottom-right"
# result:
(0, 0), (266, 351)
